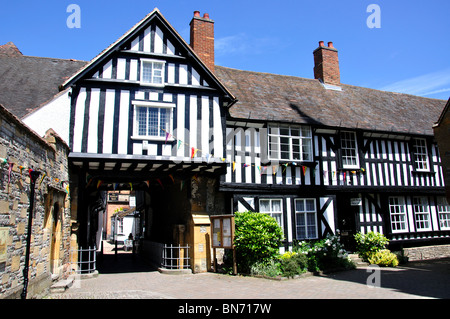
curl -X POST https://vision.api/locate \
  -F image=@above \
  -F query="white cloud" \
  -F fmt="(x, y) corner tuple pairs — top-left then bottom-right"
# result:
(380, 68), (450, 98)
(215, 33), (280, 57)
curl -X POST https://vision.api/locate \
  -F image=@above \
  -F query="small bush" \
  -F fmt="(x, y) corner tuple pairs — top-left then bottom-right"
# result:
(234, 211), (284, 273)
(354, 231), (389, 262)
(368, 249), (399, 267)
(295, 235), (354, 272)
(250, 260), (282, 277)
(279, 252), (308, 278)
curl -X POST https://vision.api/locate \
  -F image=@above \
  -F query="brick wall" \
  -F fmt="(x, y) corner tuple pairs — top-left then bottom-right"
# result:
(313, 42), (340, 86)
(189, 11), (215, 72)
(0, 104), (71, 299)
(433, 100), (450, 202)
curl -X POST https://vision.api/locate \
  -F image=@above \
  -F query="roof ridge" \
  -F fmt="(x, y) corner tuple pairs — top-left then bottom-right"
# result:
(215, 65), (447, 102)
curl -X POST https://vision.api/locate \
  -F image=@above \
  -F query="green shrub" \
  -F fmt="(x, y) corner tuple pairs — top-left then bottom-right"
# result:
(234, 211), (284, 273)
(250, 260), (282, 277)
(354, 231), (389, 261)
(368, 249), (399, 267)
(295, 235), (354, 272)
(279, 252), (308, 278)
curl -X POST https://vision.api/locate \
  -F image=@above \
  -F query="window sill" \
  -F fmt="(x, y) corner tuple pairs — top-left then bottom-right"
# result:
(411, 170), (435, 175)
(131, 136), (175, 142)
(139, 82), (165, 88)
(266, 160), (315, 166)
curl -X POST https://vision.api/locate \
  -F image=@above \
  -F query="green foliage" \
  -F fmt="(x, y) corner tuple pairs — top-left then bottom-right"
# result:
(354, 231), (389, 262)
(295, 235), (354, 272)
(250, 260), (282, 277)
(279, 252), (308, 278)
(368, 249), (399, 267)
(234, 211), (284, 273)
(250, 251), (308, 278)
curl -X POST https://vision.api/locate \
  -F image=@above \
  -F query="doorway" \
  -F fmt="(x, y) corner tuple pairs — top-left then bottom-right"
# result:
(49, 201), (61, 275)
(337, 195), (359, 252)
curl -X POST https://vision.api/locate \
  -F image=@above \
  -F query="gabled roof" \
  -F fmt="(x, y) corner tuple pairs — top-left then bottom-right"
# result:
(62, 8), (236, 103)
(0, 42), (86, 118)
(215, 66), (446, 136)
(434, 98), (450, 128)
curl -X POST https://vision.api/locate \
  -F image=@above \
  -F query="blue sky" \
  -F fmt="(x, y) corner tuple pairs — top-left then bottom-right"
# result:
(1, 1), (449, 101)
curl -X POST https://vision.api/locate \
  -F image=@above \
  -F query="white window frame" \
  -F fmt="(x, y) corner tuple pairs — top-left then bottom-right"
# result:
(388, 196), (408, 233)
(413, 196), (432, 231)
(259, 198), (284, 230)
(437, 197), (450, 230)
(140, 59), (165, 86)
(268, 125), (313, 162)
(294, 198), (318, 240)
(131, 101), (174, 141)
(340, 131), (360, 169)
(412, 138), (430, 172)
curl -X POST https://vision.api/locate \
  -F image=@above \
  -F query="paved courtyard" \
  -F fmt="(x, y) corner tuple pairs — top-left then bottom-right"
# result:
(45, 248), (450, 300)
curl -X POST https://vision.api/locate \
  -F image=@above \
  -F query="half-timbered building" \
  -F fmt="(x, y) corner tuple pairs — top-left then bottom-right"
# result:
(20, 8), (450, 271)
(24, 9), (236, 272)
(215, 42), (449, 251)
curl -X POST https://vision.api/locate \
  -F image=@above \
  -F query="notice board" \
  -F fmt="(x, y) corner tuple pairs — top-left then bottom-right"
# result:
(210, 215), (235, 249)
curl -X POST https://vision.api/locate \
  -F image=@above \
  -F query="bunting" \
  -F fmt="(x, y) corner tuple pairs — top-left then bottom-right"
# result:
(0, 157), (69, 194)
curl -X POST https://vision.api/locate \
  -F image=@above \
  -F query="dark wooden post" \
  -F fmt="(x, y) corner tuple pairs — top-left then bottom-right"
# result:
(21, 170), (41, 299)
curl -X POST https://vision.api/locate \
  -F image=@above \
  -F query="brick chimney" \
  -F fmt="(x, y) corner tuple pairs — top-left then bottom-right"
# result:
(313, 41), (340, 86)
(189, 11), (215, 72)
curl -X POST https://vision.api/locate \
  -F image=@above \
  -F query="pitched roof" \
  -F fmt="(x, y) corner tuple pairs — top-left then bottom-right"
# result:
(0, 43), (87, 118)
(434, 98), (450, 128)
(61, 8), (236, 103)
(215, 66), (446, 136)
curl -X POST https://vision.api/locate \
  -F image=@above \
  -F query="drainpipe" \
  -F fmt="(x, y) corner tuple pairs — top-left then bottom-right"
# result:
(21, 169), (41, 299)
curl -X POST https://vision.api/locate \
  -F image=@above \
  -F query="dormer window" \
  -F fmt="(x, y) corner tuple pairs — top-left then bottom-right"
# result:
(340, 131), (359, 168)
(141, 59), (165, 85)
(412, 138), (429, 171)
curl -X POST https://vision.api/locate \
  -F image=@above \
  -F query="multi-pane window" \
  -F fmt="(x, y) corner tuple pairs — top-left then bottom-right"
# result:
(437, 197), (450, 230)
(259, 199), (283, 229)
(412, 138), (429, 171)
(294, 199), (317, 239)
(141, 60), (165, 85)
(340, 131), (359, 168)
(134, 105), (172, 138)
(268, 125), (312, 161)
(389, 197), (407, 232)
(413, 197), (431, 231)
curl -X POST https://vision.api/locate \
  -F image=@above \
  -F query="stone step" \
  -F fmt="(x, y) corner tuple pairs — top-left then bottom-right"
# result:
(50, 276), (74, 293)
(348, 254), (370, 267)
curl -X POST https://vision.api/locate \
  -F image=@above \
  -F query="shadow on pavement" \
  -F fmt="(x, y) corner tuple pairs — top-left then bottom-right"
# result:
(323, 258), (450, 299)
(97, 252), (158, 274)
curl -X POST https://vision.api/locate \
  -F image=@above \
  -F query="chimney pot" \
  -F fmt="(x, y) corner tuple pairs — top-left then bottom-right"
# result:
(313, 41), (340, 85)
(190, 11), (215, 72)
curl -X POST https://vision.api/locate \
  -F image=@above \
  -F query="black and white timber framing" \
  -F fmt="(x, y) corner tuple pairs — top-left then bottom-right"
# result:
(220, 122), (449, 250)
(64, 10), (235, 176)
(24, 8), (449, 252)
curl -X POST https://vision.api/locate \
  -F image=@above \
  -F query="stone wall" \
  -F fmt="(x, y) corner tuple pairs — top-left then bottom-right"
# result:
(0, 105), (71, 299)
(404, 244), (450, 261)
